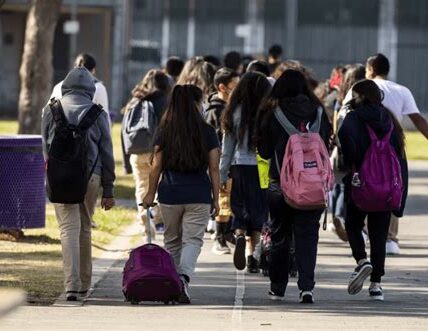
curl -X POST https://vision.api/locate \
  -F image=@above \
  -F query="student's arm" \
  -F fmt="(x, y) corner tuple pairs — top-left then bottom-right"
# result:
(142, 146), (162, 208)
(41, 106), (52, 159)
(338, 117), (357, 169)
(219, 132), (236, 184)
(408, 113), (428, 140)
(97, 112), (116, 210)
(95, 83), (111, 128)
(208, 148), (220, 218)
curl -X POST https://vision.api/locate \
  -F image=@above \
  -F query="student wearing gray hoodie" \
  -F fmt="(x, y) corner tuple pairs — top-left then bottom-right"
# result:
(42, 67), (115, 301)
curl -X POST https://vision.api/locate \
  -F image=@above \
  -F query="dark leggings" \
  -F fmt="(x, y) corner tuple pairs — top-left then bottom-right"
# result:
(345, 202), (391, 283)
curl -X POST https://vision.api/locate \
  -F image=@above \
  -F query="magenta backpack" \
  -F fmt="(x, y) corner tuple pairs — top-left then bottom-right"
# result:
(122, 209), (182, 304)
(351, 124), (403, 212)
(274, 107), (334, 210)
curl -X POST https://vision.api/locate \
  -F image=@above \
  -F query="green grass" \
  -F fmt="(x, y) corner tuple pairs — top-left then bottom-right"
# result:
(405, 131), (428, 160)
(0, 205), (136, 304)
(0, 120), (18, 134)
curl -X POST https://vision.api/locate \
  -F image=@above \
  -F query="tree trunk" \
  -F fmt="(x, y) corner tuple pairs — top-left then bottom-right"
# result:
(18, 0), (62, 134)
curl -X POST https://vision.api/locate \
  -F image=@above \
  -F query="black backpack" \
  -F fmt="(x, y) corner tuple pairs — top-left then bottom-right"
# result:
(121, 100), (157, 154)
(46, 99), (103, 204)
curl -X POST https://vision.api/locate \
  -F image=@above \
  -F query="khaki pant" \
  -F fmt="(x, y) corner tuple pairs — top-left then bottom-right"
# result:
(388, 215), (399, 243)
(160, 203), (210, 279)
(54, 174), (100, 292)
(130, 153), (151, 222)
(130, 153), (162, 230)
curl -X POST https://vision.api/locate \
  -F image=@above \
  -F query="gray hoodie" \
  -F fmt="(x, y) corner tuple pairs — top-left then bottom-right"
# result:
(219, 106), (257, 184)
(41, 67), (115, 198)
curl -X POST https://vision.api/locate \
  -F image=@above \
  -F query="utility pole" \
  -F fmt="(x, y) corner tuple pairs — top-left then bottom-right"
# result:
(161, 0), (170, 66)
(378, 0), (398, 81)
(186, 0), (195, 59)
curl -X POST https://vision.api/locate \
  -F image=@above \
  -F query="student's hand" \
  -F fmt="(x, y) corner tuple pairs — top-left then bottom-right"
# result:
(142, 193), (156, 209)
(220, 183), (228, 193)
(101, 197), (115, 211)
(211, 200), (220, 218)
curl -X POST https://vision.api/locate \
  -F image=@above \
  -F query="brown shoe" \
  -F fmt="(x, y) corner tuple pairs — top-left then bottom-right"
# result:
(333, 217), (348, 242)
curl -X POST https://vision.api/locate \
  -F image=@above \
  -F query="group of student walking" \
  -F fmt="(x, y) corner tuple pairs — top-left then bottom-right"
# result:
(42, 46), (428, 304)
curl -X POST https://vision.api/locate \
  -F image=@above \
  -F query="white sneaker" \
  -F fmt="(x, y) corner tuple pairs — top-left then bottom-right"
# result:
(369, 282), (384, 301)
(211, 241), (231, 255)
(386, 240), (400, 255)
(207, 219), (216, 233)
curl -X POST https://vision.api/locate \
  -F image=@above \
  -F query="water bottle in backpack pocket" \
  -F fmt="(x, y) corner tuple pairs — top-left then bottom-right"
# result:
(351, 124), (403, 212)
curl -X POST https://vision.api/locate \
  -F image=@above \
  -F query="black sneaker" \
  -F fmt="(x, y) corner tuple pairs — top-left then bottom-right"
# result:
(247, 255), (259, 273)
(178, 275), (191, 304)
(66, 291), (78, 301)
(224, 232), (236, 246)
(233, 235), (246, 270)
(299, 291), (314, 304)
(348, 261), (373, 295)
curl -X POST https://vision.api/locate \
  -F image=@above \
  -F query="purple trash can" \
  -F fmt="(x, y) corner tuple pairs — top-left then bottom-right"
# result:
(0, 135), (45, 229)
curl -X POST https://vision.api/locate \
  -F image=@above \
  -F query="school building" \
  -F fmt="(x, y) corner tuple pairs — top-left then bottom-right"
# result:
(1, 0), (427, 117)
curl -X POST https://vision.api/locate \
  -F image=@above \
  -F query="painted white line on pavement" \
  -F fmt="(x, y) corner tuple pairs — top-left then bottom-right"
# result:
(232, 269), (246, 327)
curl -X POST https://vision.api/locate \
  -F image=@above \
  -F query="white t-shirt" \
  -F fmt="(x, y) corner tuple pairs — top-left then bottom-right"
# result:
(343, 78), (420, 123)
(50, 80), (111, 126)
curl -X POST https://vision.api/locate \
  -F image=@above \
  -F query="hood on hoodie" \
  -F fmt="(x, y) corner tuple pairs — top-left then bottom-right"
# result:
(61, 67), (96, 100)
(355, 104), (391, 136)
(279, 94), (317, 119)
(59, 67), (97, 125)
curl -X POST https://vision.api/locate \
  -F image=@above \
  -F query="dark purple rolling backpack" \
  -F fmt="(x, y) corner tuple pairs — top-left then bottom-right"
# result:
(122, 208), (182, 304)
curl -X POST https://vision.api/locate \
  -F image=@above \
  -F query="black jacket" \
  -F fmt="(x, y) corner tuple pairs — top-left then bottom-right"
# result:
(338, 104), (408, 217)
(204, 93), (226, 144)
(257, 94), (332, 182)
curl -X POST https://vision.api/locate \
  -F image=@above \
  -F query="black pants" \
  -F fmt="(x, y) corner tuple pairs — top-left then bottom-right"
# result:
(268, 183), (322, 292)
(345, 202), (391, 283)
(230, 165), (268, 233)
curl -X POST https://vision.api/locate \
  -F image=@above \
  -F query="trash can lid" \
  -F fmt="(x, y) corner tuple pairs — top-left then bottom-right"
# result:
(0, 135), (42, 148)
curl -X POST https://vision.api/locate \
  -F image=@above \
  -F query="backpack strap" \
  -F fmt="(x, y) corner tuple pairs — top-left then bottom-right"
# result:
(309, 106), (323, 133)
(78, 104), (104, 131)
(49, 99), (68, 127)
(366, 121), (394, 143)
(273, 108), (300, 136)
(273, 106), (323, 135)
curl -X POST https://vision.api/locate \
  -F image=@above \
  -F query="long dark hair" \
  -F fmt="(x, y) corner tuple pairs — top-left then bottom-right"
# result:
(257, 69), (323, 139)
(350, 79), (405, 157)
(222, 71), (271, 150)
(156, 85), (209, 172)
(122, 70), (171, 114)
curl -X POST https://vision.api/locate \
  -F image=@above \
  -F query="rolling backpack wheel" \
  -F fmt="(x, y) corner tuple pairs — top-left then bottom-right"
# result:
(130, 299), (139, 305)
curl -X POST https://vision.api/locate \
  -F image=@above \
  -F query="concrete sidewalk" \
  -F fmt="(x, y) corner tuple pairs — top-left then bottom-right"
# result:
(1, 162), (427, 330)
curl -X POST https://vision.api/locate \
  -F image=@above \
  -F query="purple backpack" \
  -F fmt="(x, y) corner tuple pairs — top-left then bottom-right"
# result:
(122, 243), (182, 304)
(122, 209), (181, 304)
(351, 124), (403, 212)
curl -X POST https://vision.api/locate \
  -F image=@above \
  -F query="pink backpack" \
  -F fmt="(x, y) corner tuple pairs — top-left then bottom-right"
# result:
(274, 107), (334, 210)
